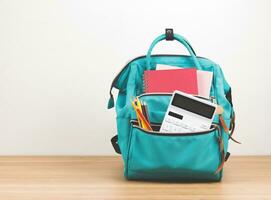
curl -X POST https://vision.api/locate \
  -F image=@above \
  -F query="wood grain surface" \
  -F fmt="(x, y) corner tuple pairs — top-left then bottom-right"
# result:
(0, 156), (270, 200)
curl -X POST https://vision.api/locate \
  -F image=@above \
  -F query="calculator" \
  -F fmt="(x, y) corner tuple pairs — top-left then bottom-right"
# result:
(160, 90), (217, 133)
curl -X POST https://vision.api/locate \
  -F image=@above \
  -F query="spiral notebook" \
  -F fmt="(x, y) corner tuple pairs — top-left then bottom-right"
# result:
(155, 64), (213, 98)
(143, 68), (198, 95)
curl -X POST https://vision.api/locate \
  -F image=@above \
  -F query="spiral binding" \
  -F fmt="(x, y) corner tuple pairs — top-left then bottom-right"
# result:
(143, 71), (149, 93)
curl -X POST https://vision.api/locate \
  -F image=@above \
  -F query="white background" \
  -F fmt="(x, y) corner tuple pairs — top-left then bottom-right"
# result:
(0, 0), (270, 155)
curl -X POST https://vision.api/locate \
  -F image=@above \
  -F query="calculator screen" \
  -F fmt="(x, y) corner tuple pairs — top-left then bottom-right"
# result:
(171, 93), (216, 119)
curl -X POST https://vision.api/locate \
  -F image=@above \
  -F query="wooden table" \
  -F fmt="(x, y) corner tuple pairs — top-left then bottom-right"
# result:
(0, 156), (270, 199)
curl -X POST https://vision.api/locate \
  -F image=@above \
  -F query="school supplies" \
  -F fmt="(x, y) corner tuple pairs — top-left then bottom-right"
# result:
(156, 64), (213, 98)
(197, 70), (213, 98)
(160, 90), (217, 133)
(143, 68), (198, 95)
(131, 98), (152, 131)
(141, 102), (150, 124)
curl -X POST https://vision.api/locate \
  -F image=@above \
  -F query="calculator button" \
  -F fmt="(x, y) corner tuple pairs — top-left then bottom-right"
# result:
(178, 128), (184, 132)
(183, 124), (188, 129)
(161, 124), (169, 131)
(172, 126), (179, 132)
(200, 124), (208, 129)
(188, 128), (194, 132)
(173, 121), (180, 126)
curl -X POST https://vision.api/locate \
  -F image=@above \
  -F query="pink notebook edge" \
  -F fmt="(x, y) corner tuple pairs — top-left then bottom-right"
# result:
(143, 68), (198, 95)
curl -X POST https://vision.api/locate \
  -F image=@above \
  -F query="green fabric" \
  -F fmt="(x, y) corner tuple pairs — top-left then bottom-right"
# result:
(128, 126), (221, 181)
(110, 33), (234, 181)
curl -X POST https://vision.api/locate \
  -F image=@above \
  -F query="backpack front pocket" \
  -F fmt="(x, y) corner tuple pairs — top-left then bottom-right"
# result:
(127, 121), (222, 181)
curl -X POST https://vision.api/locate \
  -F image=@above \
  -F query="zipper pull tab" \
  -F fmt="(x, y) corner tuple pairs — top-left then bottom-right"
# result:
(214, 135), (225, 175)
(219, 115), (229, 132)
(219, 114), (241, 144)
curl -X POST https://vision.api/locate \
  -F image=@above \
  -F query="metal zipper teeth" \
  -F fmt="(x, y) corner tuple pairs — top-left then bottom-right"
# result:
(110, 54), (209, 91)
(130, 120), (218, 136)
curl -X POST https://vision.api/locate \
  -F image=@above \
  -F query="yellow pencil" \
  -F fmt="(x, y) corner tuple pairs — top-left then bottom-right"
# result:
(135, 98), (147, 129)
(131, 99), (152, 131)
(136, 97), (143, 112)
(131, 99), (142, 127)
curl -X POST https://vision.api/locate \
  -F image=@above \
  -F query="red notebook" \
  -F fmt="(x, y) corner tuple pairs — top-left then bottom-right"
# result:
(143, 68), (198, 95)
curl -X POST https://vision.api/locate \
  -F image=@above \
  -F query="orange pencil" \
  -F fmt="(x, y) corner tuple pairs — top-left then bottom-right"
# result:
(131, 100), (153, 131)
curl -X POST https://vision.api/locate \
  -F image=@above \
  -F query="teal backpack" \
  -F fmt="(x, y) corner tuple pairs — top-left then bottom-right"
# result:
(108, 30), (238, 181)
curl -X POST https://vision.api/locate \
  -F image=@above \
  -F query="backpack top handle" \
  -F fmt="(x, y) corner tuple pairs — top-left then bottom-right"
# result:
(146, 30), (202, 70)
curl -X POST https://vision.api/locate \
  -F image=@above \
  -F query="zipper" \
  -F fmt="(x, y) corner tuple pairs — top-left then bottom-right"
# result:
(109, 54), (210, 95)
(138, 92), (215, 103)
(130, 120), (218, 136)
(138, 92), (172, 98)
